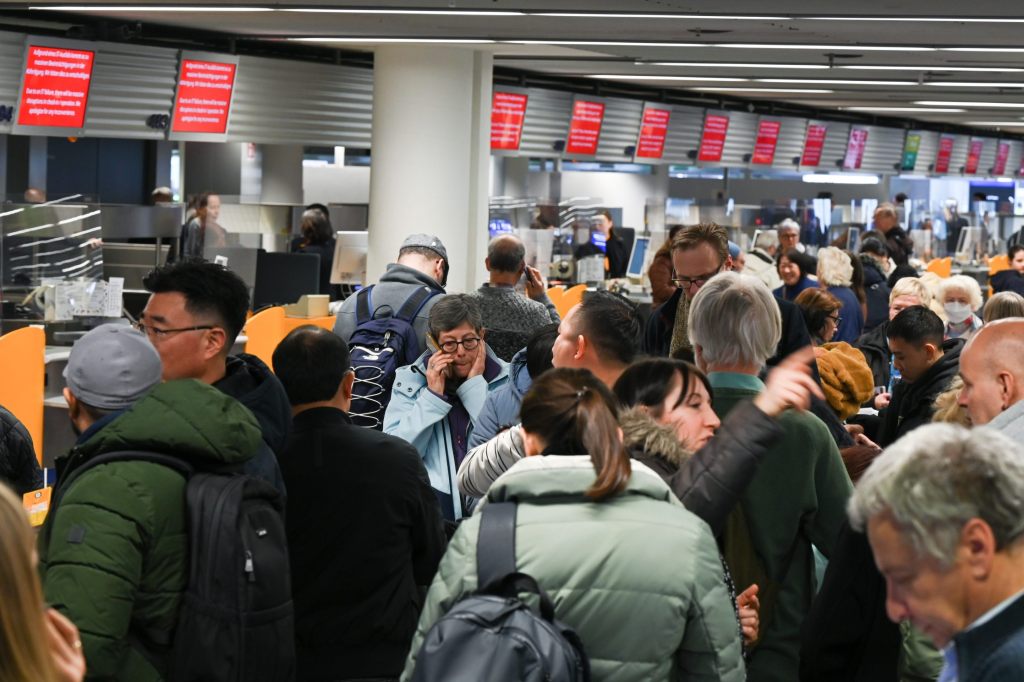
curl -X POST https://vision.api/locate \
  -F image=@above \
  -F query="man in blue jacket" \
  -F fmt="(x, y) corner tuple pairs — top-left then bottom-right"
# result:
(384, 294), (508, 521)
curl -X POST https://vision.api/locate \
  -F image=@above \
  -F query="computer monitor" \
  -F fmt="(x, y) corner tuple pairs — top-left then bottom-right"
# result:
(253, 252), (321, 310)
(205, 246), (261, 304)
(330, 231), (368, 285)
(627, 236), (650, 279)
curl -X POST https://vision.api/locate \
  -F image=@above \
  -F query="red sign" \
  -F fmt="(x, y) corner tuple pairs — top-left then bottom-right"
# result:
(635, 105), (671, 159)
(751, 120), (782, 165)
(172, 59), (237, 134)
(935, 136), (954, 174)
(565, 100), (605, 155)
(994, 142), (1011, 175)
(490, 91), (528, 151)
(965, 139), (984, 174)
(801, 124), (827, 167)
(698, 113), (730, 162)
(17, 45), (95, 128)
(843, 128), (869, 170)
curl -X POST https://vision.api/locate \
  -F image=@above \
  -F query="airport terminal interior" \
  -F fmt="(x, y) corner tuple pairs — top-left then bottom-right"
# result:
(2, 2), (1024, 682)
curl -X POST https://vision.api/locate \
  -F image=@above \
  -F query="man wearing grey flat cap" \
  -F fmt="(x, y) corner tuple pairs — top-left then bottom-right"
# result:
(333, 233), (448, 357)
(38, 323), (264, 681)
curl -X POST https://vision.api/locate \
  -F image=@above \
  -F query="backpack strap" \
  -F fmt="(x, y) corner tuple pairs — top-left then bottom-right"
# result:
(395, 285), (439, 324)
(355, 286), (374, 325)
(476, 501), (517, 589)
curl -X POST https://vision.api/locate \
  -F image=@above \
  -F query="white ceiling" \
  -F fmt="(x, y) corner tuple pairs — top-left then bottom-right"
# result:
(18, 1), (1024, 134)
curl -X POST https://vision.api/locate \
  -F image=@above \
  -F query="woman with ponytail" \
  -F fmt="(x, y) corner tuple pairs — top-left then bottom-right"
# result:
(0, 483), (85, 682)
(403, 368), (746, 681)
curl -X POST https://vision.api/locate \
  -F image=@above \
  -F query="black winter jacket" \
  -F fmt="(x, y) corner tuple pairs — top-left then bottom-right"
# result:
(860, 256), (890, 332)
(878, 338), (963, 447)
(0, 405), (42, 494)
(855, 321), (891, 392)
(991, 269), (1024, 297)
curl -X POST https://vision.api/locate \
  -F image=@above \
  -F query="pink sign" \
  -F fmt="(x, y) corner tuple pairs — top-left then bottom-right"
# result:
(698, 113), (730, 162)
(490, 91), (528, 151)
(751, 120), (781, 165)
(635, 105), (671, 159)
(565, 100), (605, 156)
(965, 139), (984, 174)
(843, 128), (869, 170)
(935, 136), (954, 174)
(801, 124), (827, 167)
(994, 142), (1011, 175)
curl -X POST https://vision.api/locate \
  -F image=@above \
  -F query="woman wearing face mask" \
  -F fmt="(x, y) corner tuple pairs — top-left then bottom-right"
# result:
(939, 275), (983, 340)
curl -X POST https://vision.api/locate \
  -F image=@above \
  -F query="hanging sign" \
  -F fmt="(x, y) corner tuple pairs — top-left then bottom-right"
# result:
(635, 104), (671, 160)
(965, 139), (984, 174)
(490, 91), (528, 151)
(843, 127), (869, 170)
(935, 135), (955, 174)
(172, 59), (238, 134)
(994, 141), (1011, 175)
(751, 120), (781, 165)
(801, 123), (828, 166)
(698, 113), (730, 162)
(565, 99), (605, 156)
(17, 45), (95, 128)
(901, 133), (921, 172)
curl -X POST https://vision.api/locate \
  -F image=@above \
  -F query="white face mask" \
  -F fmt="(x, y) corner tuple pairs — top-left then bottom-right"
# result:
(944, 301), (972, 324)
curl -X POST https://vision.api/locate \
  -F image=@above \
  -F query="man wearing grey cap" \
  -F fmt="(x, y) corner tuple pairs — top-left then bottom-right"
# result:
(332, 233), (448, 357)
(38, 323), (264, 681)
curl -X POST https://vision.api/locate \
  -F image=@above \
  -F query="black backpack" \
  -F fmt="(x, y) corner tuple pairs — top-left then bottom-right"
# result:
(348, 285), (440, 429)
(412, 501), (590, 682)
(50, 451), (296, 682)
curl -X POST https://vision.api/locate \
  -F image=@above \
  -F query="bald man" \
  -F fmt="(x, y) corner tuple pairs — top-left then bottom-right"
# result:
(958, 319), (1024, 438)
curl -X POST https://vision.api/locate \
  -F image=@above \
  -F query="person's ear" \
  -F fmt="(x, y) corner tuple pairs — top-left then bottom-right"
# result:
(574, 334), (587, 361)
(998, 372), (1016, 409)
(63, 387), (78, 417)
(484, 257), (492, 271)
(960, 518), (997, 580)
(204, 327), (228, 361)
(341, 370), (355, 402)
(694, 345), (707, 372)
(724, 256), (734, 271)
(522, 429), (544, 457)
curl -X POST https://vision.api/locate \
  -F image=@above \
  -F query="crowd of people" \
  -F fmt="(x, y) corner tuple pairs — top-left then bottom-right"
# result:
(1, 214), (1024, 682)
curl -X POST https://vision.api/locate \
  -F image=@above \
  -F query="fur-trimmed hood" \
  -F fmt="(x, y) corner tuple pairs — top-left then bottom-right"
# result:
(620, 406), (692, 470)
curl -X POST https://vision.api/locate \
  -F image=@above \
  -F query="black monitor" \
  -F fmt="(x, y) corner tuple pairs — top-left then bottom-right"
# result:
(253, 251), (320, 310)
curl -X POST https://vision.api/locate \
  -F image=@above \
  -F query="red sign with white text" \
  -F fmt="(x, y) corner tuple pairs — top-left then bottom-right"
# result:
(751, 120), (781, 165)
(490, 91), (528, 151)
(843, 128), (869, 170)
(801, 124), (827, 166)
(635, 106), (671, 159)
(565, 100), (605, 155)
(17, 46), (94, 128)
(698, 114), (730, 162)
(994, 142), (1011, 175)
(965, 139), (984, 174)
(935, 136), (954, 174)
(172, 59), (237, 134)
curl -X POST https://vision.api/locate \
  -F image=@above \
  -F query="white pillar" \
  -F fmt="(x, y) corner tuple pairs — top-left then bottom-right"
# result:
(367, 46), (493, 293)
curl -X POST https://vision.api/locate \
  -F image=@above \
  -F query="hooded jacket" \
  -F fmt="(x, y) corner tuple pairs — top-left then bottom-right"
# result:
(39, 380), (263, 682)
(214, 353), (290, 495)
(854, 321), (891, 392)
(402, 455), (746, 682)
(990, 269), (1024, 297)
(878, 338), (964, 447)
(333, 263), (445, 356)
(859, 256), (891, 332)
(467, 346), (531, 449)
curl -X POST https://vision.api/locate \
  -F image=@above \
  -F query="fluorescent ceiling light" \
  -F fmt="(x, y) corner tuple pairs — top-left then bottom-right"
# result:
(842, 65), (1024, 72)
(289, 38), (495, 44)
(809, 16), (1024, 23)
(757, 78), (917, 85)
(916, 100), (1024, 108)
(803, 173), (881, 185)
(693, 87), (835, 93)
(926, 82), (1024, 87)
(591, 75), (747, 82)
(31, 4), (272, 10)
(510, 40), (702, 47)
(535, 13), (789, 19)
(941, 47), (1024, 53)
(282, 8), (525, 15)
(644, 61), (829, 69)
(844, 106), (967, 112)
(719, 44), (935, 51)
(966, 120), (1024, 125)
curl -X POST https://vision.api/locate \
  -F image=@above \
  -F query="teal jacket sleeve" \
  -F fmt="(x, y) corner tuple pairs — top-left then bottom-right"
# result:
(384, 368), (452, 454)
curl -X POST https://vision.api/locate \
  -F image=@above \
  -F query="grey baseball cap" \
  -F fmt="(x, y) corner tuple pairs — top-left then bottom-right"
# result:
(64, 323), (163, 410)
(401, 234), (448, 262)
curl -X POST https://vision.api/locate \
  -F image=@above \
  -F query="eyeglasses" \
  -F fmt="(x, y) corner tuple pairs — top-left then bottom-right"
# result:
(828, 315), (843, 326)
(671, 266), (723, 290)
(438, 337), (481, 353)
(134, 321), (215, 340)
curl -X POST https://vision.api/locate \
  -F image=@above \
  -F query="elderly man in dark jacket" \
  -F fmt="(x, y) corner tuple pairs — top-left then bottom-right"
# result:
(273, 326), (446, 681)
(39, 324), (263, 681)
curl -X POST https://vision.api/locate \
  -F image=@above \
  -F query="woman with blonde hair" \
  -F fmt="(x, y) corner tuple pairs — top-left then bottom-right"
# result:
(0, 483), (85, 682)
(816, 246), (864, 343)
(984, 290), (1024, 323)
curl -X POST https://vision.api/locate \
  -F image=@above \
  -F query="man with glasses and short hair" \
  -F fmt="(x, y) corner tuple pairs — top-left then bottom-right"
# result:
(384, 294), (509, 522)
(141, 260), (290, 493)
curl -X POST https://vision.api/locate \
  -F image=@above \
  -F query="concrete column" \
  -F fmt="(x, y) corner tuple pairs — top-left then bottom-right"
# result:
(367, 46), (493, 293)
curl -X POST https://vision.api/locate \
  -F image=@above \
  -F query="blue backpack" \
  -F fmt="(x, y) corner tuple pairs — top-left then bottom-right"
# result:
(348, 285), (439, 429)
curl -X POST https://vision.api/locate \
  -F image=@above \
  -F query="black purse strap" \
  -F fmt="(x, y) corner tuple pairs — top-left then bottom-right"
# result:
(476, 501), (517, 589)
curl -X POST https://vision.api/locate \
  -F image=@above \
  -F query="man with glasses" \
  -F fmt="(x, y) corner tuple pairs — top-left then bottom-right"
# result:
(140, 260), (289, 494)
(384, 294), (509, 522)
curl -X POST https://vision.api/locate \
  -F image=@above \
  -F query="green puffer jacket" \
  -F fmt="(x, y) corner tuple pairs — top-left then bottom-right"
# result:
(402, 455), (745, 682)
(39, 379), (263, 682)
